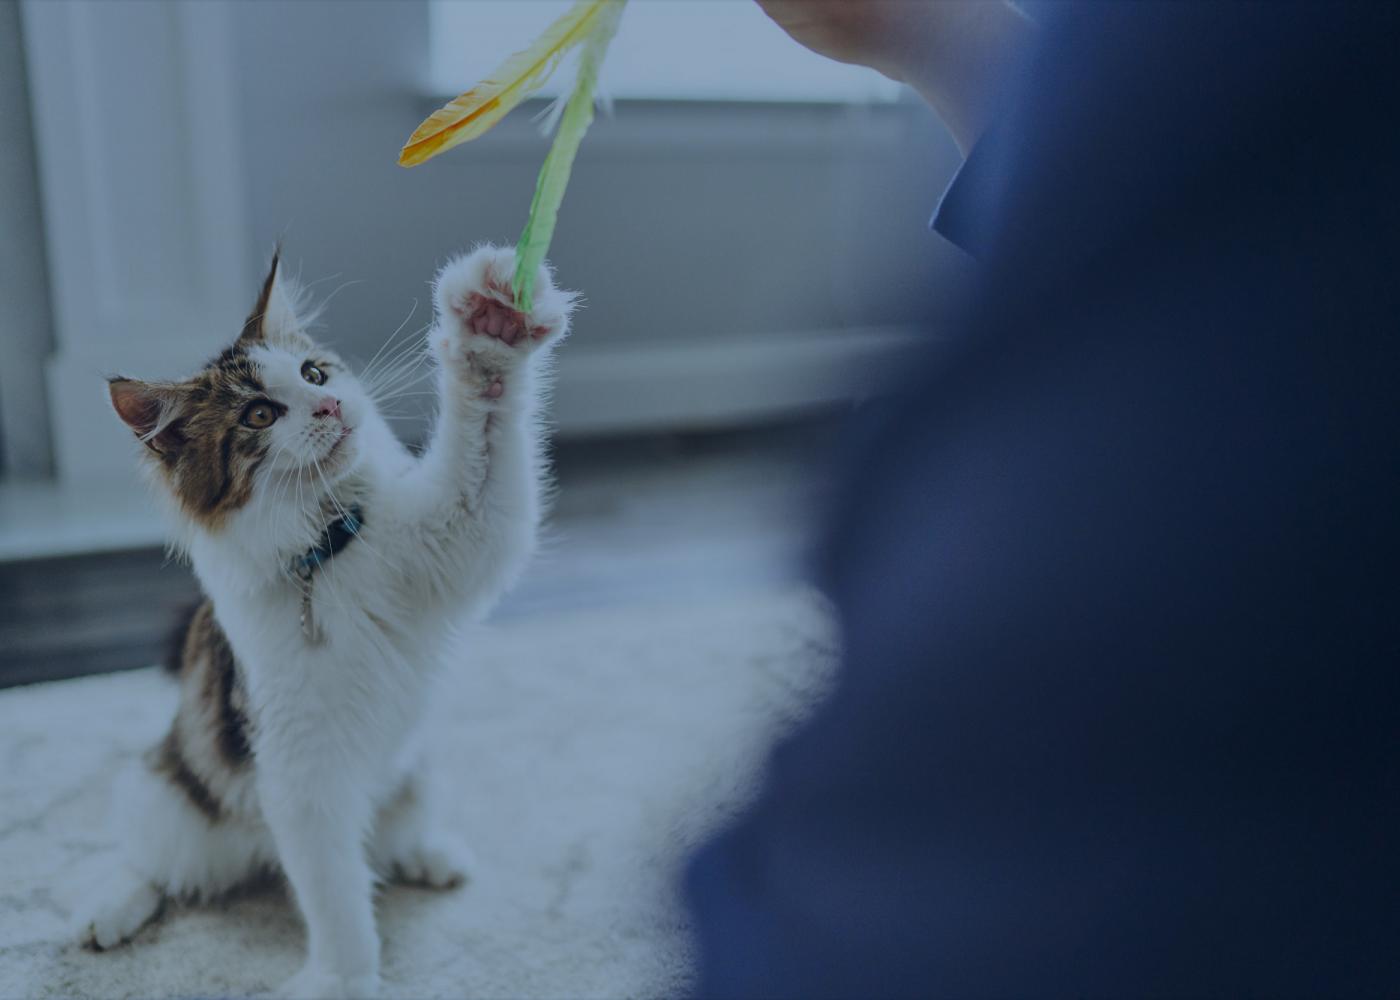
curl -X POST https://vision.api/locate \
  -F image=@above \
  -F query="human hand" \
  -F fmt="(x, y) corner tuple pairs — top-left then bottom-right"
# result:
(751, 0), (934, 83)
(753, 0), (1033, 154)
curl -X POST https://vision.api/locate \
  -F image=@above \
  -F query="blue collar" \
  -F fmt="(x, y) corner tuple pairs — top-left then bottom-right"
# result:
(292, 506), (364, 582)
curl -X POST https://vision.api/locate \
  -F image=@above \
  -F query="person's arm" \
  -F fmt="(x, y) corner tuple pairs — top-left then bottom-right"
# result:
(754, 0), (1033, 155)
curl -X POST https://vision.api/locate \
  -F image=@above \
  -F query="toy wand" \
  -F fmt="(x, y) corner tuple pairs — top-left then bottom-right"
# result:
(399, 0), (627, 313)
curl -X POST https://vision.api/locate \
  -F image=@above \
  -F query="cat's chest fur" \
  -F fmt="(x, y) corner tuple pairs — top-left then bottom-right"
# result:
(188, 519), (442, 779)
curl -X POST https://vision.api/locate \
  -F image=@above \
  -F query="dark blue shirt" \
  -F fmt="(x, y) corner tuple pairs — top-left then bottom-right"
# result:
(686, 3), (1400, 996)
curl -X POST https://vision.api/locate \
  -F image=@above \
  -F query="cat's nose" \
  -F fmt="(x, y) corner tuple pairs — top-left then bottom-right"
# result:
(312, 396), (341, 420)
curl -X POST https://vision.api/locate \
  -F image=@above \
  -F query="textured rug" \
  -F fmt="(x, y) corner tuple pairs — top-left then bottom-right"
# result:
(0, 589), (837, 999)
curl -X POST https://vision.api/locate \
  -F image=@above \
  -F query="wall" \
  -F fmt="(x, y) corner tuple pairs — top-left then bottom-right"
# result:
(0, 0), (55, 479)
(19, 0), (970, 490)
(229, 1), (969, 438)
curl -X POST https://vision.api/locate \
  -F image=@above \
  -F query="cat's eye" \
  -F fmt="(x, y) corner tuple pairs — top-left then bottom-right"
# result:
(301, 361), (327, 386)
(242, 402), (278, 429)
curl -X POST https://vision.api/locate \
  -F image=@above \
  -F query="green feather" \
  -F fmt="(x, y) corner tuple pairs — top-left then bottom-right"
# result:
(513, 1), (625, 312)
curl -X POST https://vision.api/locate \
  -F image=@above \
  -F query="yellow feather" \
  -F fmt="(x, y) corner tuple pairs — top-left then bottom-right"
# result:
(399, 0), (613, 167)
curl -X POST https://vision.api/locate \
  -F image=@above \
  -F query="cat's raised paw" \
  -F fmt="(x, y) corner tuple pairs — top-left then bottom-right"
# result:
(433, 245), (576, 385)
(460, 292), (534, 347)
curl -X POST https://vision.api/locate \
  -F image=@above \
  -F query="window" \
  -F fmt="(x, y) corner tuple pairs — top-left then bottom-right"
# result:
(427, 0), (904, 103)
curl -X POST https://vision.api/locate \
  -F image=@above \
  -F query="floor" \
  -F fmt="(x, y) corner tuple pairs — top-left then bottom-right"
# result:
(0, 560), (838, 1000)
(0, 424), (835, 688)
(0, 423), (842, 998)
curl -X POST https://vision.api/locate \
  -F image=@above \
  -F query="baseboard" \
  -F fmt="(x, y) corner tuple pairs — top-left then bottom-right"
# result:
(553, 324), (928, 436)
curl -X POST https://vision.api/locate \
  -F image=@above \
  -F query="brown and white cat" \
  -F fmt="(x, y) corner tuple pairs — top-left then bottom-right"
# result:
(80, 245), (576, 998)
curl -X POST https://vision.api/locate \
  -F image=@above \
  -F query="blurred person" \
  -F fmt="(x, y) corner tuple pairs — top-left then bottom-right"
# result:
(686, 2), (1400, 997)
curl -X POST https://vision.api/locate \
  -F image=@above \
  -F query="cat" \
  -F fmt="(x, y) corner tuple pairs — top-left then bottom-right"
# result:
(78, 244), (577, 998)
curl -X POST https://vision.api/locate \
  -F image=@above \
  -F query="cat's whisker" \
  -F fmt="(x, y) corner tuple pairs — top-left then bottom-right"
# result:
(271, 465), (299, 516)
(368, 390), (431, 418)
(367, 372), (433, 409)
(305, 464), (368, 621)
(275, 470), (314, 556)
(316, 278), (364, 313)
(368, 364), (432, 396)
(271, 451), (318, 549)
(361, 333), (430, 394)
(363, 328), (430, 377)
(368, 374), (437, 403)
(293, 456), (307, 557)
(364, 347), (432, 398)
(257, 444), (295, 545)
(358, 301), (421, 382)
(309, 455), (388, 576)
(369, 379), (432, 408)
(364, 357), (429, 397)
(261, 447), (297, 538)
(300, 271), (344, 291)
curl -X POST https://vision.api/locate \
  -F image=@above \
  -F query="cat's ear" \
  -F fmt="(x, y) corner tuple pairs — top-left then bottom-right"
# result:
(108, 378), (189, 456)
(237, 248), (301, 346)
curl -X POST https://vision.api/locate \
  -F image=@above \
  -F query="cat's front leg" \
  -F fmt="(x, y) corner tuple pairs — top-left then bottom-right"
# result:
(400, 246), (575, 604)
(409, 245), (573, 512)
(259, 766), (381, 999)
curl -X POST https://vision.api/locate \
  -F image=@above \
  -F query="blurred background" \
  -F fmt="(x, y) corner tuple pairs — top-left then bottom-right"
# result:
(0, 0), (968, 686)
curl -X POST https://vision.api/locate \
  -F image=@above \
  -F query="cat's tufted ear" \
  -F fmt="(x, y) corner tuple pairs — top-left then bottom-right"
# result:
(108, 378), (190, 456)
(237, 249), (301, 346)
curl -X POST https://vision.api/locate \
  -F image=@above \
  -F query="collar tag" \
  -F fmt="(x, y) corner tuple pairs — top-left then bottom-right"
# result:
(290, 505), (364, 644)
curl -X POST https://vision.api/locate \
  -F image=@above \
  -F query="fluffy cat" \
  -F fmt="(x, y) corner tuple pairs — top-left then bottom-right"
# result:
(79, 244), (577, 999)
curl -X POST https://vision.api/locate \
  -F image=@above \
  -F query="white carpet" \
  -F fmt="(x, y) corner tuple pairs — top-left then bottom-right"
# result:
(0, 588), (837, 999)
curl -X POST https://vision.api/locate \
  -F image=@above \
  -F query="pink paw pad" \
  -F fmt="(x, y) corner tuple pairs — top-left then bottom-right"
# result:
(457, 293), (530, 346)
(453, 292), (551, 347)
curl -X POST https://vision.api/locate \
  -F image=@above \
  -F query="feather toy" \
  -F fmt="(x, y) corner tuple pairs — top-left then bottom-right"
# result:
(399, 0), (627, 311)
